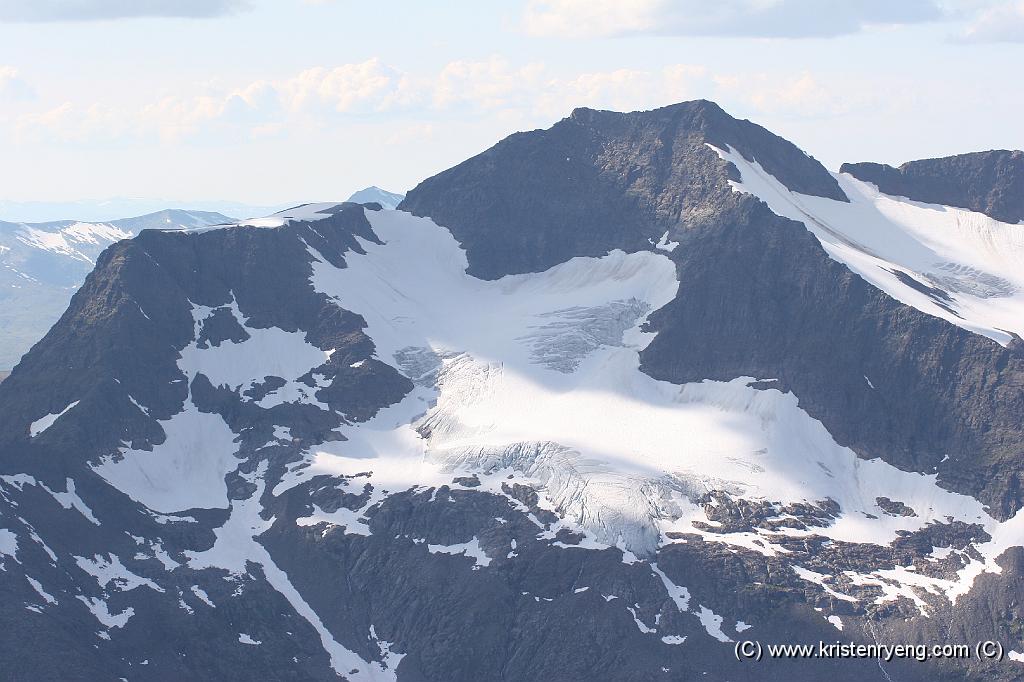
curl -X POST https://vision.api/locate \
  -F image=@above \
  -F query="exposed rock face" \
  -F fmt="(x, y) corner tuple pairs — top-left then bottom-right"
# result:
(400, 100), (845, 280)
(841, 150), (1024, 223)
(0, 209), (232, 369)
(1, 103), (1023, 682)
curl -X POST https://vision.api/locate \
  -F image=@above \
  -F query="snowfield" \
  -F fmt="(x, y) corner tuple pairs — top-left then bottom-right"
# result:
(280, 208), (992, 556)
(91, 202), (1024, 656)
(711, 143), (1024, 345)
(15, 223), (132, 264)
(230, 202), (344, 229)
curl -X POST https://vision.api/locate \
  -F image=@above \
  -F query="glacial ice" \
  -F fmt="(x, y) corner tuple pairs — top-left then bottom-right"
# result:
(711, 143), (1024, 345)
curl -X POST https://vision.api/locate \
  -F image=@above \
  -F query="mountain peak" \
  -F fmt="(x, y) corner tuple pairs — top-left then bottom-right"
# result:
(400, 98), (844, 280)
(345, 186), (405, 209)
(569, 98), (726, 123)
(565, 99), (845, 200)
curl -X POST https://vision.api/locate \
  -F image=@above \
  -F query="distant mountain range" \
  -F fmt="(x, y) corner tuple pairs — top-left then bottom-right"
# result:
(0, 189), (405, 224)
(0, 209), (231, 369)
(0, 199), (284, 224)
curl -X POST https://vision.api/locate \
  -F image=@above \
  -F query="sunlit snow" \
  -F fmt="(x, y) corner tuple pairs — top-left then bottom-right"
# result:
(275, 208), (997, 565)
(93, 405), (241, 513)
(0, 528), (18, 566)
(711, 143), (1024, 345)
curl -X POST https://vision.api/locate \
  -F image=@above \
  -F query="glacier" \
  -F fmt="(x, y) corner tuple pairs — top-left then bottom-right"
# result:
(84, 201), (1024, 657)
(711, 143), (1024, 345)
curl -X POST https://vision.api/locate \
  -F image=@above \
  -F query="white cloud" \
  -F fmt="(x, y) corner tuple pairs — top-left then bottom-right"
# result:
(523, 0), (944, 39)
(714, 71), (869, 117)
(959, 0), (1024, 42)
(536, 68), (657, 117)
(0, 65), (35, 101)
(10, 59), (417, 144)
(385, 122), (435, 146)
(661, 64), (710, 102)
(3, 56), (882, 152)
(433, 57), (547, 110)
(0, 0), (249, 22)
(523, 0), (660, 39)
(284, 60), (415, 114)
(427, 58), (711, 119)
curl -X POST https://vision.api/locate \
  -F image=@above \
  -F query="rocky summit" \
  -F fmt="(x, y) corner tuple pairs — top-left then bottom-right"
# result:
(2, 100), (1024, 681)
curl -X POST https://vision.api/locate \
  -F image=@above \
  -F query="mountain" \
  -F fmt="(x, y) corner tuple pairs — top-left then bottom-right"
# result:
(346, 187), (405, 210)
(0, 199), (287, 224)
(840, 150), (1024, 224)
(1, 101), (1023, 681)
(0, 209), (232, 370)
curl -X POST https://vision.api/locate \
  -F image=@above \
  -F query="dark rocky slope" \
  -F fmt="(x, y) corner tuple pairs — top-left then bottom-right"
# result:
(0, 202), (408, 468)
(0, 209), (232, 369)
(841, 150), (1024, 223)
(400, 100), (846, 280)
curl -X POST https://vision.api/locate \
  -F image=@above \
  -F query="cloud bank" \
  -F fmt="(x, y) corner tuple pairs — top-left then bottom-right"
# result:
(522, 0), (944, 39)
(959, 0), (1024, 42)
(3, 56), (875, 148)
(0, 66), (35, 101)
(0, 0), (249, 22)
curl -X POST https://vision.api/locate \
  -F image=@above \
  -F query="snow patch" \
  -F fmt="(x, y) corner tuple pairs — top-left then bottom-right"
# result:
(427, 537), (492, 568)
(297, 503), (373, 536)
(191, 585), (215, 607)
(26, 576), (58, 605)
(76, 596), (134, 629)
(93, 404), (240, 513)
(695, 605), (732, 643)
(655, 231), (678, 252)
(42, 478), (99, 525)
(232, 202), (342, 229)
(30, 400), (79, 437)
(181, 300), (333, 407)
(651, 563), (691, 612)
(0, 528), (18, 565)
(74, 553), (163, 593)
(626, 605), (656, 634)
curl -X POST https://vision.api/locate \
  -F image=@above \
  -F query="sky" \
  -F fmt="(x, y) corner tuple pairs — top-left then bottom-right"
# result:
(0, 0), (1022, 217)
